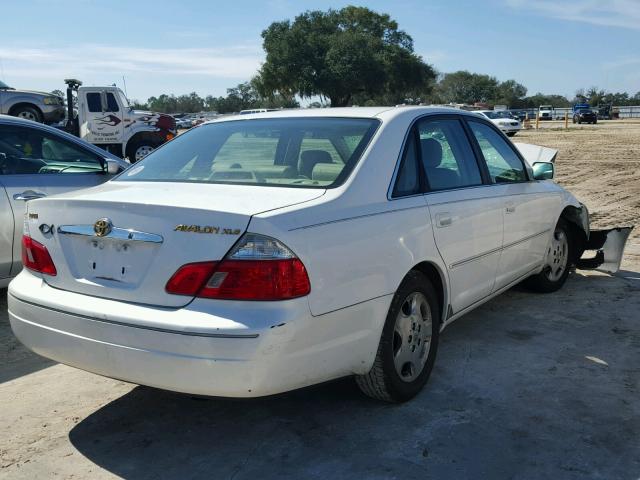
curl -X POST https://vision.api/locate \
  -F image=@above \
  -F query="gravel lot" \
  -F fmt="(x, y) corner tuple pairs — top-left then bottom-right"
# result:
(1, 121), (639, 479)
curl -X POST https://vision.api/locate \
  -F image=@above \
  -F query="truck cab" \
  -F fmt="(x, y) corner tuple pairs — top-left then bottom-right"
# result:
(538, 105), (553, 121)
(65, 80), (176, 162)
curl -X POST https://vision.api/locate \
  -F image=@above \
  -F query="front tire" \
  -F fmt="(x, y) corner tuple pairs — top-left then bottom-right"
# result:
(524, 218), (573, 293)
(12, 105), (43, 123)
(126, 138), (161, 163)
(356, 271), (440, 402)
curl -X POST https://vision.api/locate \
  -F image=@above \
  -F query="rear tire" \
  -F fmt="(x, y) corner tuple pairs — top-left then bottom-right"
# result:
(524, 218), (573, 293)
(12, 105), (43, 123)
(356, 271), (440, 402)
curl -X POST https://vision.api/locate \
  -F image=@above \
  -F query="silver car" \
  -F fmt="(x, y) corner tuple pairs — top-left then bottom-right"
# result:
(0, 115), (128, 287)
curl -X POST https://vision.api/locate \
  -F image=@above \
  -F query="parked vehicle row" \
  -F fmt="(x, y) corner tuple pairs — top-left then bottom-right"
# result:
(6, 106), (632, 403)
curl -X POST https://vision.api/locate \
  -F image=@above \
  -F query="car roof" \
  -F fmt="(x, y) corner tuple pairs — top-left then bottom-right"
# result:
(204, 106), (483, 124)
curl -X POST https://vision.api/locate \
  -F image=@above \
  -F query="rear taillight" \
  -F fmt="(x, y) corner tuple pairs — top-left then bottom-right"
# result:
(22, 235), (57, 276)
(166, 233), (310, 301)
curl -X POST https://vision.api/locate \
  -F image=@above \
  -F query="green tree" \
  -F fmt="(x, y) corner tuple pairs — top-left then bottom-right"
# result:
(522, 93), (571, 108)
(50, 89), (65, 99)
(147, 94), (178, 113)
(130, 99), (148, 110)
(257, 6), (435, 106)
(494, 79), (527, 107)
(435, 71), (499, 104)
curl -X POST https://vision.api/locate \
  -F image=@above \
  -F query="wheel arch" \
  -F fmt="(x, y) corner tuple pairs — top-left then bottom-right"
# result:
(559, 205), (588, 263)
(8, 102), (43, 119)
(409, 261), (448, 325)
(125, 130), (165, 149)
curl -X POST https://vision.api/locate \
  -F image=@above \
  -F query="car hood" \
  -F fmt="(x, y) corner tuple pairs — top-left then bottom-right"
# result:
(5, 88), (53, 97)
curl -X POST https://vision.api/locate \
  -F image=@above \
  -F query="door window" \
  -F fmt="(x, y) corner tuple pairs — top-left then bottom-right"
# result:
(417, 119), (483, 191)
(106, 93), (120, 112)
(468, 121), (527, 183)
(0, 125), (104, 175)
(86, 92), (102, 113)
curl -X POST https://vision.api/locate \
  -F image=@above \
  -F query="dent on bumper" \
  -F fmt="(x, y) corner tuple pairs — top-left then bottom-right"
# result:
(7, 272), (390, 397)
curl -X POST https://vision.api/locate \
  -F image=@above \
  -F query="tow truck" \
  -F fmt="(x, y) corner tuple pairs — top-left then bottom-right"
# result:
(62, 79), (176, 162)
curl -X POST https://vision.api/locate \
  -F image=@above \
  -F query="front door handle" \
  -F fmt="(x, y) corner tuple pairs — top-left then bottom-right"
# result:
(505, 202), (516, 214)
(436, 213), (453, 227)
(13, 191), (46, 201)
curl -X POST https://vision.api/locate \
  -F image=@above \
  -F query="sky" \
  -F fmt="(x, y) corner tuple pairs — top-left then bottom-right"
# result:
(1, 0), (639, 102)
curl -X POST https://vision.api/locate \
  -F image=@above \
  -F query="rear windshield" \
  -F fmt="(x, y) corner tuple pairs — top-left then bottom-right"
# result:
(117, 117), (379, 188)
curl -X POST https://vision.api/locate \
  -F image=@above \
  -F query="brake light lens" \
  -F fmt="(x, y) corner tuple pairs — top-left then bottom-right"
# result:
(165, 233), (310, 300)
(22, 235), (57, 276)
(165, 261), (217, 296)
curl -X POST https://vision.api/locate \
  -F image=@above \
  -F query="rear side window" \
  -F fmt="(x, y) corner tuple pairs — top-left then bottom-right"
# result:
(0, 125), (104, 175)
(392, 133), (421, 197)
(468, 121), (527, 183)
(417, 119), (482, 191)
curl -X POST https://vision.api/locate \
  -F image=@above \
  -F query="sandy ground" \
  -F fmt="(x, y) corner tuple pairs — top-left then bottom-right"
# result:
(1, 121), (639, 479)
(518, 119), (640, 244)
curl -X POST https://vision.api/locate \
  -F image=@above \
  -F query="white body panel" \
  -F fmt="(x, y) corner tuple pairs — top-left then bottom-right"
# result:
(426, 187), (503, 313)
(7, 106), (597, 397)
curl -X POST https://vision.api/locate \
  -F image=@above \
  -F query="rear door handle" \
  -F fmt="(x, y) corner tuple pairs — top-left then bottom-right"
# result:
(13, 191), (46, 201)
(436, 213), (453, 227)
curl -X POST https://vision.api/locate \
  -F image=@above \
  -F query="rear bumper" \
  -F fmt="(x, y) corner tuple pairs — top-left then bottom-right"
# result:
(8, 271), (389, 397)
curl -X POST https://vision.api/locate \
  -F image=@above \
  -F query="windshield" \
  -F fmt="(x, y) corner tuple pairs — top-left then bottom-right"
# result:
(0, 80), (10, 89)
(117, 90), (131, 109)
(117, 117), (379, 188)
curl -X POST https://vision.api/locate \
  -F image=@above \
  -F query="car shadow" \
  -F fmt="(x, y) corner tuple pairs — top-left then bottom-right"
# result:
(0, 288), (56, 384)
(67, 267), (640, 480)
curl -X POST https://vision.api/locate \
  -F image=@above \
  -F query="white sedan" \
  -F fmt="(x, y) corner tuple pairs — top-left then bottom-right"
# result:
(7, 107), (631, 402)
(475, 110), (522, 136)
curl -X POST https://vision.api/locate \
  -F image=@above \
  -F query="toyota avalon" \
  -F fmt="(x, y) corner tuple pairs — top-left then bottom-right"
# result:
(7, 107), (631, 402)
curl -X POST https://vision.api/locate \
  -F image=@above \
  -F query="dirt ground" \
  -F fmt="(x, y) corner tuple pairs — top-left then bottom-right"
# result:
(518, 119), (640, 243)
(1, 120), (639, 479)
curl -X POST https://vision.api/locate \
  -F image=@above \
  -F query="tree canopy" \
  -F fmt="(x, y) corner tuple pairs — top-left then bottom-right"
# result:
(257, 6), (435, 106)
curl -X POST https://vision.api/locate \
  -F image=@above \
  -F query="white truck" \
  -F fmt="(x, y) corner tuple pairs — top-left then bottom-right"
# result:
(538, 104), (554, 121)
(63, 79), (176, 162)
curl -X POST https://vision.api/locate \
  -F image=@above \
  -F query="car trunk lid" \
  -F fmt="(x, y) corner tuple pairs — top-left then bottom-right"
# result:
(26, 182), (324, 307)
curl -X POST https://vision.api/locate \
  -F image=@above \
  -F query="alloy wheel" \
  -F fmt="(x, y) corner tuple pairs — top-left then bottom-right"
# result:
(392, 292), (433, 382)
(544, 229), (568, 282)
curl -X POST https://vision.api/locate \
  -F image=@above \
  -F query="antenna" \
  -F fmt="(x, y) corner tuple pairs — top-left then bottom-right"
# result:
(122, 75), (128, 98)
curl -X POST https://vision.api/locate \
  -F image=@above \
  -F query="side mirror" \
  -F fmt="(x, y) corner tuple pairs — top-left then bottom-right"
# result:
(106, 159), (123, 175)
(532, 161), (554, 180)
